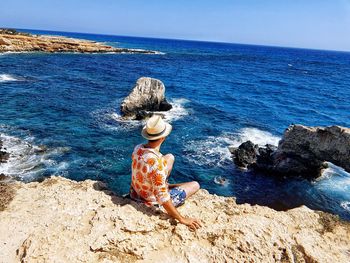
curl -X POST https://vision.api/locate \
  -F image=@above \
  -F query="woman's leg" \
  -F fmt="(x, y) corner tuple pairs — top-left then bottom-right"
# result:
(174, 181), (200, 199)
(163, 154), (200, 198)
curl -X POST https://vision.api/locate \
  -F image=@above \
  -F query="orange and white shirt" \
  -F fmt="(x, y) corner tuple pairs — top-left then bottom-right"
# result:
(130, 144), (170, 206)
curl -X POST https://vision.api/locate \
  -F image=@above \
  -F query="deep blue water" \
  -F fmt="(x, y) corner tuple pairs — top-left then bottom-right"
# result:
(1, 29), (350, 220)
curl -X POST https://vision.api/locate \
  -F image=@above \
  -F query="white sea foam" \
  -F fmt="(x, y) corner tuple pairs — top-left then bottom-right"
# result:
(229, 127), (281, 147)
(184, 127), (280, 167)
(0, 133), (69, 181)
(122, 49), (165, 55)
(314, 162), (350, 190)
(214, 176), (230, 187)
(340, 201), (350, 212)
(184, 134), (237, 166)
(0, 74), (18, 82)
(93, 98), (190, 132)
(313, 162), (350, 214)
(154, 98), (190, 122)
(91, 109), (143, 132)
(0, 51), (25, 55)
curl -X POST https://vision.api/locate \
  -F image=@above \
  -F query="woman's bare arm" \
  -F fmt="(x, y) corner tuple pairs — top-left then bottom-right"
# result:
(162, 200), (202, 231)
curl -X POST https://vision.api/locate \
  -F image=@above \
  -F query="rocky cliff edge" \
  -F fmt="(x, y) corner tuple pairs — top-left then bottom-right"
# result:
(0, 176), (349, 263)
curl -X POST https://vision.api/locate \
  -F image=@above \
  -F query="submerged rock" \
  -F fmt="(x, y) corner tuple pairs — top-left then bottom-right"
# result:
(120, 77), (172, 120)
(230, 124), (350, 179)
(0, 176), (349, 262)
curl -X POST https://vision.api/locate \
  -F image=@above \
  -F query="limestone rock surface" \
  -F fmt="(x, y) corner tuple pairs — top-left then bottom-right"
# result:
(0, 176), (349, 263)
(0, 30), (157, 54)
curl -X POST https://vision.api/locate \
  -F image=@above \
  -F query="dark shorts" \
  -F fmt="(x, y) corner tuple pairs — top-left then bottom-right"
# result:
(169, 187), (187, 207)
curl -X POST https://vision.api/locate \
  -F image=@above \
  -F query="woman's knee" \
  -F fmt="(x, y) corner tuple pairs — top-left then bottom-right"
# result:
(164, 153), (175, 162)
(183, 181), (200, 198)
(191, 181), (200, 192)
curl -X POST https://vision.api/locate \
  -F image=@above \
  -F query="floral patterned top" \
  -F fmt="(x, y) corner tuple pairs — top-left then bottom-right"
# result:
(129, 144), (170, 206)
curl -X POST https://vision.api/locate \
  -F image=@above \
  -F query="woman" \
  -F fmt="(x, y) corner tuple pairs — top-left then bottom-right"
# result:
(130, 115), (202, 231)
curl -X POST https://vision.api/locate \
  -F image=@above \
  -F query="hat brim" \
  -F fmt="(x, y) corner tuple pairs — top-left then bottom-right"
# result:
(141, 123), (172, 140)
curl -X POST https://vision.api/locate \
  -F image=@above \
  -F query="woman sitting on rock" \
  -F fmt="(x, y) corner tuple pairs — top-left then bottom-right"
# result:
(129, 115), (202, 231)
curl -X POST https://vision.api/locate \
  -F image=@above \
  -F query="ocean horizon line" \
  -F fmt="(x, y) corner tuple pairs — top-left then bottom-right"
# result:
(13, 27), (350, 54)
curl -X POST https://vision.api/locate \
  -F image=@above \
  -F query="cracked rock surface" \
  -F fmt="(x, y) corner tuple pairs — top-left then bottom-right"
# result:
(0, 176), (349, 262)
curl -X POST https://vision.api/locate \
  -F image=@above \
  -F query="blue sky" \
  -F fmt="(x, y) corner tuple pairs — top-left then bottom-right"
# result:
(1, 0), (349, 51)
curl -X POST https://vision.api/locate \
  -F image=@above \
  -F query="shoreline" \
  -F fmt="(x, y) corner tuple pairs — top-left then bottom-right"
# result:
(0, 176), (349, 262)
(0, 29), (159, 54)
(15, 27), (350, 53)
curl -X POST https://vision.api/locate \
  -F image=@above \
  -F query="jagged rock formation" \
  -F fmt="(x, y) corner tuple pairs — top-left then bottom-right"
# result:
(0, 29), (157, 54)
(230, 125), (350, 178)
(0, 176), (349, 262)
(0, 139), (9, 163)
(230, 141), (277, 169)
(120, 77), (172, 120)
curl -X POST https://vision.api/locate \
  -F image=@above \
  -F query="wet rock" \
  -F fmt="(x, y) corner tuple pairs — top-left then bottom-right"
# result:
(231, 141), (259, 168)
(34, 145), (48, 153)
(257, 144), (277, 164)
(135, 110), (154, 121)
(120, 77), (172, 120)
(0, 139), (9, 163)
(274, 125), (350, 175)
(230, 125), (350, 179)
(0, 173), (10, 181)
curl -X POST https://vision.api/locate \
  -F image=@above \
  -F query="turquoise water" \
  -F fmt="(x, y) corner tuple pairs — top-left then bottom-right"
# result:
(0, 29), (350, 220)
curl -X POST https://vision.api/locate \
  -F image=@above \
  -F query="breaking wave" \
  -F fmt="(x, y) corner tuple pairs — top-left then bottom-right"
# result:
(154, 98), (190, 122)
(340, 201), (350, 212)
(184, 127), (280, 167)
(229, 127), (280, 147)
(92, 98), (190, 132)
(0, 132), (69, 181)
(0, 74), (18, 82)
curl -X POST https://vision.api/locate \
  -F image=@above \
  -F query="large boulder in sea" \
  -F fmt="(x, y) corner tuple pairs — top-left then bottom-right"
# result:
(120, 77), (172, 120)
(230, 124), (350, 179)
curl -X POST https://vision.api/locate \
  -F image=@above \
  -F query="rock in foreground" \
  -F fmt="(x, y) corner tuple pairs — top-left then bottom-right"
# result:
(120, 77), (172, 120)
(230, 125), (350, 178)
(0, 176), (349, 262)
(0, 29), (157, 54)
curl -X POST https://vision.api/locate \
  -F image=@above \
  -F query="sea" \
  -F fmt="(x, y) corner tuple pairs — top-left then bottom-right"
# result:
(1, 29), (350, 220)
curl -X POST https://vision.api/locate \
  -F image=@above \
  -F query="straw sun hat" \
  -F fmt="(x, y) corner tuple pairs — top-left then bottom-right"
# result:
(141, 115), (172, 140)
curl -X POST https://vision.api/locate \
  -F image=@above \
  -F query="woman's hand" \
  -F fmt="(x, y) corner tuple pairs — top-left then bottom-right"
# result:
(162, 200), (202, 231)
(179, 217), (202, 231)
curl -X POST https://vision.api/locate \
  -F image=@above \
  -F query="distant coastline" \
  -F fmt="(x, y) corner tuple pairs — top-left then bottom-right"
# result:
(14, 27), (350, 54)
(0, 28), (159, 54)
